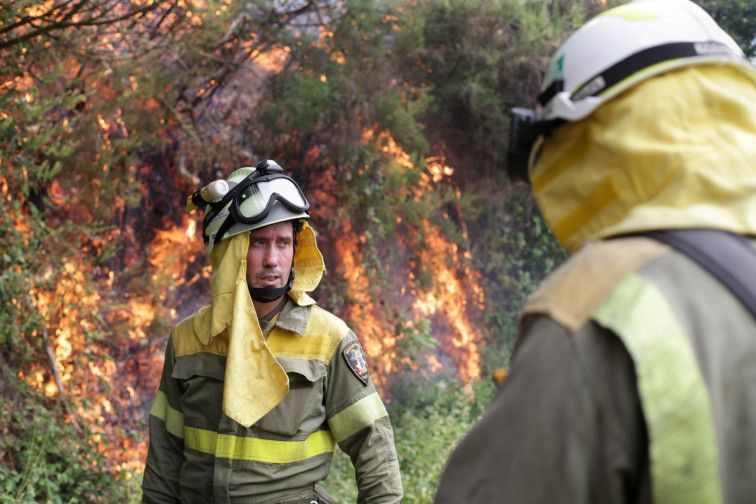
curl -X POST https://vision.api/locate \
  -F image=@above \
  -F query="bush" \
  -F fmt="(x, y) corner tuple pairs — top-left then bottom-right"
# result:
(0, 374), (139, 504)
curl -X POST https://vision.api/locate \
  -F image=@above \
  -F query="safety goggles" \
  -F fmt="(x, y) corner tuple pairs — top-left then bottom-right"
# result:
(227, 172), (310, 224)
(506, 108), (563, 184)
(202, 170), (310, 245)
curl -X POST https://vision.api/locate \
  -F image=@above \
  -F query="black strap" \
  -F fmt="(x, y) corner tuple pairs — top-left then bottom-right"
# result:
(641, 229), (756, 317)
(538, 41), (738, 106)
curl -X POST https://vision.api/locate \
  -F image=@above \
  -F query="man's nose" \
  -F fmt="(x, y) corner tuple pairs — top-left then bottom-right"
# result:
(263, 245), (278, 267)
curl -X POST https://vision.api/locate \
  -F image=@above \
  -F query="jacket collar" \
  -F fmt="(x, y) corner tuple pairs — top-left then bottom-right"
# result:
(260, 296), (311, 337)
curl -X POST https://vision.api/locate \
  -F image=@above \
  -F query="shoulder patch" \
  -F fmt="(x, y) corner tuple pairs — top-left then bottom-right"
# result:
(343, 341), (369, 386)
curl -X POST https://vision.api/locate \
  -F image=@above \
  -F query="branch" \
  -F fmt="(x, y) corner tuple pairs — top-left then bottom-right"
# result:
(0, 0), (174, 50)
(44, 335), (66, 400)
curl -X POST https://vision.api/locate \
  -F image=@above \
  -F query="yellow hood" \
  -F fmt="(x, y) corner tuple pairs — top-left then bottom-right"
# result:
(190, 221), (325, 427)
(532, 64), (756, 254)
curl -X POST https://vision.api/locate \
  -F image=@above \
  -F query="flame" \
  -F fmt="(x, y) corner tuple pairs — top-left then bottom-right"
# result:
(335, 131), (485, 389)
(25, 1), (54, 18)
(7, 1), (493, 483)
(253, 46), (290, 73)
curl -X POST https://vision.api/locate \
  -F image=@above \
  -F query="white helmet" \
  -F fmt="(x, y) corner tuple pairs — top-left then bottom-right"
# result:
(196, 160), (310, 254)
(507, 0), (751, 182)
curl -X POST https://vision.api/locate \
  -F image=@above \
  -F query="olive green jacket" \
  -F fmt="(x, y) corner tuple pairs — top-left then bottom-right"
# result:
(435, 236), (756, 504)
(142, 297), (403, 504)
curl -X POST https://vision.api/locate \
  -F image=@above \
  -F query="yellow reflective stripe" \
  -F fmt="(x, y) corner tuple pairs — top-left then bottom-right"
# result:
(328, 392), (388, 443)
(184, 427), (335, 463)
(593, 274), (722, 504)
(597, 4), (659, 21)
(149, 390), (185, 439)
(184, 426), (216, 454)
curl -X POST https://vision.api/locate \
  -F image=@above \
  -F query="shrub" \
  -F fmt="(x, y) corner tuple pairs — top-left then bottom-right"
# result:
(0, 374), (138, 504)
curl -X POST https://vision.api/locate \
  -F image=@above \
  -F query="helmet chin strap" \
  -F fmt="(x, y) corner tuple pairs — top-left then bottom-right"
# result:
(248, 266), (295, 303)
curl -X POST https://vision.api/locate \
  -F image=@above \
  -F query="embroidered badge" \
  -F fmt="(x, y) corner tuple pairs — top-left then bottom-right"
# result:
(343, 341), (369, 386)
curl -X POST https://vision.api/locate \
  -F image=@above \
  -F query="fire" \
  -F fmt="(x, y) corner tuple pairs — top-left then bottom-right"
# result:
(6, 164), (213, 477)
(335, 131), (485, 389)
(254, 47), (291, 73)
(5, 2), (494, 484)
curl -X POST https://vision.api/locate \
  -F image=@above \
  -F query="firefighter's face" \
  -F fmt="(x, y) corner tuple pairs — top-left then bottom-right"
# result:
(246, 222), (294, 290)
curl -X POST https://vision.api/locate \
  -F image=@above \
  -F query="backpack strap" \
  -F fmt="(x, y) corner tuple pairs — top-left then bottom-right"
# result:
(641, 229), (756, 317)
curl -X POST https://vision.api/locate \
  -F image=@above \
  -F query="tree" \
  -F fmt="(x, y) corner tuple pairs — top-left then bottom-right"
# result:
(694, 0), (756, 57)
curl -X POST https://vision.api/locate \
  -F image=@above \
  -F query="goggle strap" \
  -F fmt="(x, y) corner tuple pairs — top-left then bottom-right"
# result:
(213, 211), (237, 245)
(248, 266), (294, 303)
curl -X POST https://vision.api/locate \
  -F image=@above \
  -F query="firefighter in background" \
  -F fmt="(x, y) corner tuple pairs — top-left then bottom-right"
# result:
(434, 0), (756, 502)
(141, 161), (403, 503)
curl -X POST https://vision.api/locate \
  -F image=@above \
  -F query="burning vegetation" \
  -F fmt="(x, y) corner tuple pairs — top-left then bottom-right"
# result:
(1, 131), (487, 479)
(0, 0), (588, 500)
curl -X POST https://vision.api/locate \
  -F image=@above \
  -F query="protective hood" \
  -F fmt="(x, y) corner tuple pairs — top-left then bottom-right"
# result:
(532, 64), (756, 254)
(189, 221), (325, 427)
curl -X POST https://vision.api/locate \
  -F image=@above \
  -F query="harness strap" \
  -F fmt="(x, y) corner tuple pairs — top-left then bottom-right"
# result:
(641, 229), (756, 317)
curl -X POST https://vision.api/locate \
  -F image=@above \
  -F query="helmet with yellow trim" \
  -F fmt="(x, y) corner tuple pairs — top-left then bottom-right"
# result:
(507, 0), (751, 183)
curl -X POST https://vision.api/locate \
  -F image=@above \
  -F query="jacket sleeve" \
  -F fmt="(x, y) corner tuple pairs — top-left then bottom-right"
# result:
(325, 331), (403, 504)
(141, 334), (185, 504)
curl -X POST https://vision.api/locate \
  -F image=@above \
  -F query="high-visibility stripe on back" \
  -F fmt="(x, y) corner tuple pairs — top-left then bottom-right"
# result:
(593, 273), (722, 503)
(184, 426), (335, 464)
(328, 392), (388, 443)
(149, 390), (185, 439)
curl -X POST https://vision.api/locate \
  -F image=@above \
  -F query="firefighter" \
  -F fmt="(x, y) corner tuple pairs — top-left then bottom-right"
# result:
(434, 0), (756, 502)
(142, 161), (403, 503)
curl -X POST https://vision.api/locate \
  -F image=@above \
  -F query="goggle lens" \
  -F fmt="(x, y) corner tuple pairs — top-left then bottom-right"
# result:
(235, 175), (309, 223)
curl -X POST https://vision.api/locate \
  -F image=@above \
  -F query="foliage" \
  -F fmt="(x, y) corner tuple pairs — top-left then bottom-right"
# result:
(0, 371), (139, 503)
(418, 0), (596, 173)
(694, 0), (756, 57)
(0, 0), (594, 499)
(0, 0), (163, 51)
(459, 180), (568, 371)
(414, 0), (578, 371)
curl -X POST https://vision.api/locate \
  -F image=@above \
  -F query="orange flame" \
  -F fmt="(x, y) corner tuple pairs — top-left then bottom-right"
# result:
(335, 131), (485, 390)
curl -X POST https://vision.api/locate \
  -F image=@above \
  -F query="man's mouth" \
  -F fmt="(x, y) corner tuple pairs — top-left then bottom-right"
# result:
(257, 274), (280, 286)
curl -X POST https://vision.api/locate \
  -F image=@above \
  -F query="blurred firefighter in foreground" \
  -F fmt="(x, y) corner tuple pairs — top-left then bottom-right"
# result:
(435, 0), (756, 502)
(141, 161), (402, 503)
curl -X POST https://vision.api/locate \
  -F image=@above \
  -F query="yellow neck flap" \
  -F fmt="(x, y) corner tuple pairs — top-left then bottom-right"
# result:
(189, 221), (325, 427)
(532, 64), (756, 254)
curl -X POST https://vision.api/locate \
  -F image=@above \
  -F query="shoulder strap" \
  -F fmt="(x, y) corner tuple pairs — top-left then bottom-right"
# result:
(641, 229), (756, 317)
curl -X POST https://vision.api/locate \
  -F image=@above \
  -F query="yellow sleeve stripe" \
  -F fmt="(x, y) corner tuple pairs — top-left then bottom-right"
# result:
(328, 392), (388, 443)
(149, 390), (185, 439)
(184, 427), (335, 464)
